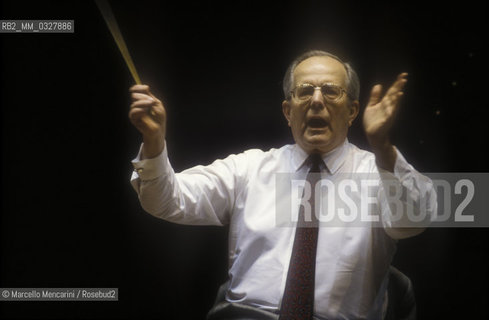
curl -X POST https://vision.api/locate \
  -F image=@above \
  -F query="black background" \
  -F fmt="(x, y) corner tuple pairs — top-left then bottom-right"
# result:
(1, 0), (488, 319)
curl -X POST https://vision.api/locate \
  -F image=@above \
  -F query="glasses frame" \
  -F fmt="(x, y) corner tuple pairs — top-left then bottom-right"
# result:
(289, 83), (351, 102)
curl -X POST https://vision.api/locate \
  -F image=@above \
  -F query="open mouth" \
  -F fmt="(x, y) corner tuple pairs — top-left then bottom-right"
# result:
(307, 117), (329, 128)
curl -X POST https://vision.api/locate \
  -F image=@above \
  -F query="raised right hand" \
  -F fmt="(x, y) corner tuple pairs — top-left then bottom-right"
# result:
(128, 84), (166, 159)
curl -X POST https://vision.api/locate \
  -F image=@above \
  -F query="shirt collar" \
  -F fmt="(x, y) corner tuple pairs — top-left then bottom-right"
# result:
(291, 139), (349, 174)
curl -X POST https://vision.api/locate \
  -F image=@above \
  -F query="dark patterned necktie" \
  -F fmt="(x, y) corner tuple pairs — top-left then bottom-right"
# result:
(279, 154), (323, 320)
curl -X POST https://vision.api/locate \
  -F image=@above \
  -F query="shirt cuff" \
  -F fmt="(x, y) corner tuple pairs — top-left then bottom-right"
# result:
(131, 142), (169, 181)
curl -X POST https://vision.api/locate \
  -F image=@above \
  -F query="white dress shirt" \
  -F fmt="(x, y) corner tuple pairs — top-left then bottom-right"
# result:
(130, 139), (436, 320)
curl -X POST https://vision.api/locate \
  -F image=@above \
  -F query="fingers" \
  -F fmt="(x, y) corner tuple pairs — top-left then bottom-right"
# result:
(128, 84), (163, 112)
(130, 92), (154, 104)
(129, 98), (165, 121)
(381, 73), (407, 117)
(368, 73), (408, 108)
(128, 104), (165, 127)
(367, 84), (383, 107)
(128, 84), (166, 136)
(128, 108), (156, 133)
(393, 73), (408, 91)
(130, 98), (155, 110)
(389, 72), (408, 100)
(129, 84), (150, 94)
(384, 91), (403, 116)
(385, 72), (408, 97)
(129, 84), (159, 101)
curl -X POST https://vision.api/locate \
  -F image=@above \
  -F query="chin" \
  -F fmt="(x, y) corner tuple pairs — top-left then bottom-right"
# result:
(303, 131), (346, 153)
(302, 138), (332, 154)
(306, 134), (330, 144)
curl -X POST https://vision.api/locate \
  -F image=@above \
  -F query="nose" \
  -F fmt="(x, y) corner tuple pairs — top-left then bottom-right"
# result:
(310, 87), (325, 110)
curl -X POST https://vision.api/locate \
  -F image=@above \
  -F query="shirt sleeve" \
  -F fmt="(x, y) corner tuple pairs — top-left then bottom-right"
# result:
(377, 147), (437, 239)
(130, 143), (248, 226)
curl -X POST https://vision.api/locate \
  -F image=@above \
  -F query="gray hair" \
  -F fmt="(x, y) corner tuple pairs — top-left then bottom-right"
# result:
(283, 50), (360, 102)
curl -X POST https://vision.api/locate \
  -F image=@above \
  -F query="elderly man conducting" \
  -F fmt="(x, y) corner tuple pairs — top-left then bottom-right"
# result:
(129, 50), (436, 320)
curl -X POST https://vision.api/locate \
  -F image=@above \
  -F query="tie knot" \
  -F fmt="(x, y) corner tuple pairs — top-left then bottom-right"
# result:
(308, 153), (323, 173)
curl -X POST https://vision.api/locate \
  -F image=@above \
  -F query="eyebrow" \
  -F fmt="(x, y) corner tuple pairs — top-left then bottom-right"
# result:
(297, 82), (338, 87)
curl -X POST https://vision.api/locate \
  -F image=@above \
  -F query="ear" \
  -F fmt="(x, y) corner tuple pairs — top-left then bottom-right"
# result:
(282, 100), (291, 127)
(348, 100), (360, 127)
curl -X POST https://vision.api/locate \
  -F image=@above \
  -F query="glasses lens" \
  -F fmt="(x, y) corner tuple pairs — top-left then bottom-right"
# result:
(295, 85), (314, 100)
(321, 85), (342, 100)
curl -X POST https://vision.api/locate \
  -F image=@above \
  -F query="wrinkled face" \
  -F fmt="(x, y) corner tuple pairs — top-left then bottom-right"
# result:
(282, 56), (359, 155)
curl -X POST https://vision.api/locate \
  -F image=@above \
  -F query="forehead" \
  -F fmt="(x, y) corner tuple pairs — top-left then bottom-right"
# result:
(293, 56), (347, 86)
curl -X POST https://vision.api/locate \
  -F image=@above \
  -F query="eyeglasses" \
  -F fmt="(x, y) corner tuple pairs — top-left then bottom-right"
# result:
(290, 83), (349, 102)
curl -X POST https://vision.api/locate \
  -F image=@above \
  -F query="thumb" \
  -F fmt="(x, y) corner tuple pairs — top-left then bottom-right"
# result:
(367, 84), (383, 107)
